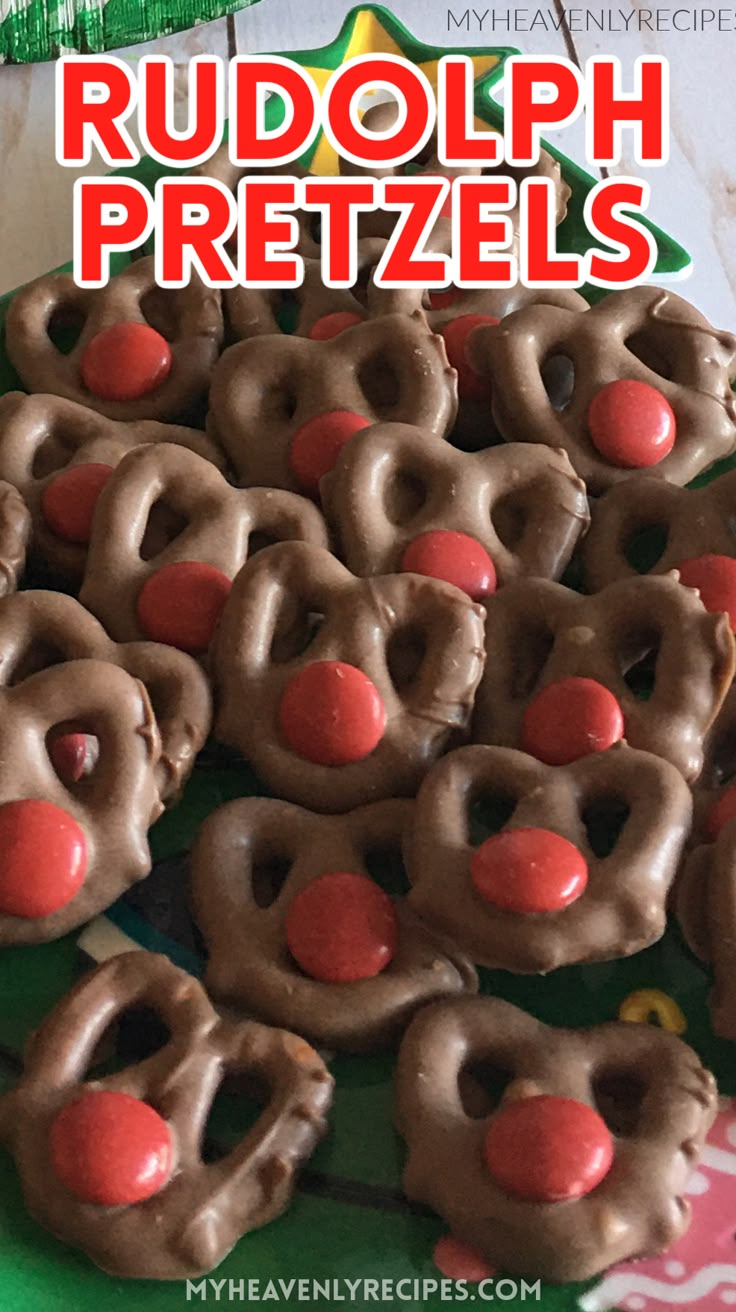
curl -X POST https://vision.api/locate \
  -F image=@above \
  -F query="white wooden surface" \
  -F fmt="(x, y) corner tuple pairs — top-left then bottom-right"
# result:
(0, 0), (733, 331)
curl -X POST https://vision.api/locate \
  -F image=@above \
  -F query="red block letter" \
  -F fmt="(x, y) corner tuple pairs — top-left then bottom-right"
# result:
(437, 56), (502, 167)
(520, 178), (582, 286)
(156, 179), (237, 287)
(506, 56), (584, 165)
(240, 178), (301, 287)
(73, 179), (152, 287)
(453, 177), (515, 286)
(139, 56), (223, 166)
(585, 178), (656, 288)
(587, 57), (669, 166)
(303, 179), (376, 286)
(324, 53), (434, 168)
(374, 178), (450, 286)
(56, 56), (137, 166)
(230, 56), (319, 166)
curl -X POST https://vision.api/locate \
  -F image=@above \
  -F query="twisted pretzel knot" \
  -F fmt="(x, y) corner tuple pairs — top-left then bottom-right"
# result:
(473, 573), (735, 782)
(212, 541), (486, 812)
(396, 996), (717, 1283)
(469, 286), (736, 493)
(0, 480), (29, 595)
(583, 470), (736, 591)
(4, 258), (224, 423)
(322, 422), (589, 583)
(207, 311), (458, 491)
(407, 743), (691, 972)
(677, 820), (736, 1040)
(0, 952), (333, 1279)
(79, 443), (329, 642)
(191, 796), (477, 1052)
(0, 589), (211, 800)
(0, 660), (165, 944)
(0, 391), (225, 580)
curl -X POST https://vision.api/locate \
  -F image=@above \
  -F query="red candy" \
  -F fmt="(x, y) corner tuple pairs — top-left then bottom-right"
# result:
(433, 1234), (495, 1283)
(279, 660), (386, 766)
(401, 530), (496, 600)
(289, 410), (371, 496)
(136, 560), (232, 654)
(50, 1090), (173, 1205)
(484, 1094), (614, 1202)
(308, 312), (364, 341)
(471, 827), (588, 914)
(521, 677), (625, 766)
(677, 554), (736, 631)
(587, 380), (676, 469)
(285, 870), (398, 982)
(80, 323), (173, 402)
(441, 315), (498, 402)
(41, 463), (113, 545)
(705, 786), (736, 841)
(49, 732), (90, 784)
(0, 799), (87, 919)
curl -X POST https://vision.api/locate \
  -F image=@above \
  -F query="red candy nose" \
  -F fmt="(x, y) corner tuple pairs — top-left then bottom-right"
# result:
(705, 786), (736, 841)
(50, 1090), (173, 1206)
(308, 312), (364, 341)
(0, 799), (86, 919)
(471, 828), (588, 914)
(285, 870), (398, 982)
(677, 554), (736, 631)
(484, 1094), (614, 1202)
(289, 410), (371, 496)
(522, 677), (625, 766)
(401, 530), (497, 601)
(136, 561), (232, 654)
(41, 463), (113, 545)
(80, 323), (173, 402)
(587, 380), (676, 469)
(279, 660), (386, 766)
(441, 315), (498, 402)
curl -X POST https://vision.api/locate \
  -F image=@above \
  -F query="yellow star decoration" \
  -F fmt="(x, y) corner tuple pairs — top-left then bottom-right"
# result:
(300, 7), (503, 175)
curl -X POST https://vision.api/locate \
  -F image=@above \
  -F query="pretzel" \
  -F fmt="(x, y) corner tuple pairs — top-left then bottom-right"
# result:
(583, 470), (736, 591)
(0, 479), (29, 594)
(405, 742), (691, 972)
(0, 391), (225, 580)
(4, 257), (224, 423)
(191, 796), (477, 1051)
(206, 311), (458, 493)
(211, 541), (486, 812)
(677, 820), (736, 1040)
(468, 286), (736, 493)
(79, 443), (328, 648)
(321, 422), (589, 587)
(0, 952), (333, 1279)
(472, 573), (735, 782)
(0, 588), (211, 802)
(395, 996), (717, 1283)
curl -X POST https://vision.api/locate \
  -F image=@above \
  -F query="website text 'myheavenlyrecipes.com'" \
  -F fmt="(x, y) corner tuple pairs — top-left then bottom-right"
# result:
(448, 7), (736, 32)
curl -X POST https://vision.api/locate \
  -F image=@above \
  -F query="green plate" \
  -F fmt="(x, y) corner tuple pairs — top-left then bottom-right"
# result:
(0, 8), (727, 1312)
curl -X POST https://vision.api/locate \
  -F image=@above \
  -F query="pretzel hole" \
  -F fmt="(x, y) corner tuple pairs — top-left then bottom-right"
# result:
(248, 530), (279, 556)
(202, 1071), (271, 1164)
(458, 1056), (513, 1119)
(139, 501), (189, 561)
(6, 640), (68, 686)
(269, 607), (325, 663)
(32, 438), (74, 481)
(625, 330), (673, 381)
(357, 353), (401, 411)
(704, 723), (736, 787)
(386, 624), (427, 693)
(582, 796), (630, 858)
(47, 305), (85, 356)
(46, 721), (100, 785)
(491, 490), (532, 550)
(352, 261), (379, 308)
(541, 354), (575, 411)
(262, 378), (298, 424)
(509, 621), (555, 699)
(308, 212), (322, 246)
(275, 290), (299, 336)
(383, 468), (427, 526)
(140, 287), (180, 342)
(364, 846), (410, 897)
(468, 792), (517, 845)
(593, 1068), (647, 1137)
(620, 628), (660, 701)
(251, 854), (292, 908)
(624, 523), (669, 573)
(87, 1005), (174, 1077)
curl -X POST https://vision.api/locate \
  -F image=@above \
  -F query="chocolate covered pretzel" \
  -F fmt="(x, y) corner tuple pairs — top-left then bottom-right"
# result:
(191, 796), (477, 1051)
(407, 743), (691, 972)
(322, 423), (589, 589)
(468, 286), (736, 493)
(4, 257), (224, 423)
(79, 443), (328, 650)
(207, 311), (457, 493)
(0, 660), (169, 944)
(0, 391), (225, 580)
(677, 816), (736, 1041)
(583, 470), (736, 593)
(211, 541), (486, 812)
(0, 588), (211, 803)
(0, 480), (30, 594)
(0, 952), (333, 1279)
(396, 996), (717, 1283)
(473, 573), (735, 782)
